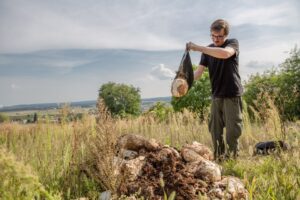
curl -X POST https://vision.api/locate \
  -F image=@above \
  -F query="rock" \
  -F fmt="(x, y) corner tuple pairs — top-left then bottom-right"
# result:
(171, 78), (189, 97)
(181, 147), (205, 162)
(181, 141), (213, 161)
(161, 146), (181, 159)
(116, 134), (160, 152)
(208, 188), (225, 199)
(186, 159), (221, 182)
(115, 135), (247, 199)
(120, 156), (146, 181)
(215, 176), (249, 199)
(99, 191), (111, 200)
(119, 149), (138, 160)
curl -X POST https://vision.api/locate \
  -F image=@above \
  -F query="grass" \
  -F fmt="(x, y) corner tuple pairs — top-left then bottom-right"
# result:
(0, 99), (300, 199)
(0, 147), (61, 200)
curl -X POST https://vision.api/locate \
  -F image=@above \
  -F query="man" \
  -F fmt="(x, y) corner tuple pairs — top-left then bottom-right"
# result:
(187, 19), (243, 160)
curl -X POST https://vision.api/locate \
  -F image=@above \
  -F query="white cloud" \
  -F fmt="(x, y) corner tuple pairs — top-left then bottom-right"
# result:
(0, 0), (299, 54)
(0, 0), (185, 53)
(240, 60), (276, 81)
(230, 2), (297, 26)
(143, 75), (155, 81)
(150, 64), (175, 80)
(244, 61), (275, 69)
(11, 83), (20, 89)
(133, 77), (172, 99)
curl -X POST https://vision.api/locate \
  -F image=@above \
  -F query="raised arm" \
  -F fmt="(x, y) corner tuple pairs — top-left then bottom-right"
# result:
(187, 42), (235, 59)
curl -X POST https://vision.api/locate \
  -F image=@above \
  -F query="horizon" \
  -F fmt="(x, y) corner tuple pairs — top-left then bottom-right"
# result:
(0, 95), (172, 108)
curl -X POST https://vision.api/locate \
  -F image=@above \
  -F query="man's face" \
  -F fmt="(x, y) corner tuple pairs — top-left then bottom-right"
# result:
(211, 29), (227, 47)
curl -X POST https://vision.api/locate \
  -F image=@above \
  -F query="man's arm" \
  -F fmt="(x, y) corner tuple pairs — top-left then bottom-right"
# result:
(187, 42), (235, 59)
(194, 65), (205, 80)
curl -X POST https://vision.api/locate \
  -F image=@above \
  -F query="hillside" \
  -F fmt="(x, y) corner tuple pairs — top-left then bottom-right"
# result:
(0, 97), (172, 112)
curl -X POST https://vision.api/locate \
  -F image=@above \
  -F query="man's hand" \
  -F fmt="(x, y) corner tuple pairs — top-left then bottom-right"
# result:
(186, 42), (198, 51)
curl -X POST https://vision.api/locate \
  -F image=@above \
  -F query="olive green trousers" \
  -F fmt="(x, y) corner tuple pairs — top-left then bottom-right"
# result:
(209, 97), (243, 159)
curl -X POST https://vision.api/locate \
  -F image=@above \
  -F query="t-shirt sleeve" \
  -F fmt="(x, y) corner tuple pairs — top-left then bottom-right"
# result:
(199, 53), (208, 67)
(226, 39), (239, 56)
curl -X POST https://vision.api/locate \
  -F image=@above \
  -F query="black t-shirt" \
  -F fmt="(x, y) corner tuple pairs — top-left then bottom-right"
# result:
(199, 39), (243, 98)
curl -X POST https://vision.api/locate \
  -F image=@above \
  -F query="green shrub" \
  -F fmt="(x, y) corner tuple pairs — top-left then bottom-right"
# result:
(0, 148), (61, 200)
(145, 102), (173, 122)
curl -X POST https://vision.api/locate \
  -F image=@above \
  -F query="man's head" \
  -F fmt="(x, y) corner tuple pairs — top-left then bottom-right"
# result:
(210, 19), (229, 47)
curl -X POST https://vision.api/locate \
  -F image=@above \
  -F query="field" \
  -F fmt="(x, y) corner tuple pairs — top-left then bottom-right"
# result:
(0, 102), (300, 200)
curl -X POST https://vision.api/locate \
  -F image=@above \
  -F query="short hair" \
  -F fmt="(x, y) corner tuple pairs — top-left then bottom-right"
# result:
(210, 19), (230, 35)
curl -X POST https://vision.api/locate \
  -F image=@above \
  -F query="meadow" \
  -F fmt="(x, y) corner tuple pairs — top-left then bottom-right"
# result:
(0, 99), (300, 200)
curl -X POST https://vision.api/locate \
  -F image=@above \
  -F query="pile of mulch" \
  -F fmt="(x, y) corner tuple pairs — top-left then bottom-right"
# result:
(115, 134), (248, 200)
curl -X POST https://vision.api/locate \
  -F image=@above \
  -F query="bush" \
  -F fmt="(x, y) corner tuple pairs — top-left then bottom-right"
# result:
(0, 148), (61, 200)
(144, 102), (173, 122)
(244, 46), (300, 121)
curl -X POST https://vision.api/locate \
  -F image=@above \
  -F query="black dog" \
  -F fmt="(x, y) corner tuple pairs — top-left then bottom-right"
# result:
(253, 140), (289, 155)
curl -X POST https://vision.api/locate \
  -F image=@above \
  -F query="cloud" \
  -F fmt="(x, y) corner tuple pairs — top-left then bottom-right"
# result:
(245, 60), (275, 69)
(0, 52), (95, 76)
(0, 49), (182, 105)
(0, 0), (299, 105)
(0, 0), (186, 53)
(0, 0), (299, 54)
(11, 83), (20, 89)
(229, 2), (299, 26)
(150, 64), (175, 80)
(240, 60), (277, 81)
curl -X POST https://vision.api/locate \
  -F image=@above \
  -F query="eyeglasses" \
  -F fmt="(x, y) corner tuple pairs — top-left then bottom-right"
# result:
(210, 34), (225, 39)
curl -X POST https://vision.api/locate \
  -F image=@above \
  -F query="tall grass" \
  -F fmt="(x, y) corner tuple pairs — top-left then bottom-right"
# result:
(0, 147), (61, 199)
(0, 96), (299, 199)
(0, 115), (99, 199)
(82, 99), (122, 194)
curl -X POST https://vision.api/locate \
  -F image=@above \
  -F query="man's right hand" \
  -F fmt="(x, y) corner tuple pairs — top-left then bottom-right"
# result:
(186, 42), (196, 51)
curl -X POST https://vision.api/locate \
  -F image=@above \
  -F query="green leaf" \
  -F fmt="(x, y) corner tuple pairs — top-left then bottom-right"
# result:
(168, 191), (176, 200)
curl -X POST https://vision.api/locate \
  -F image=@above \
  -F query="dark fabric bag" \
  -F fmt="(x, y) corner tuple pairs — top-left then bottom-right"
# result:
(174, 50), (194, 90)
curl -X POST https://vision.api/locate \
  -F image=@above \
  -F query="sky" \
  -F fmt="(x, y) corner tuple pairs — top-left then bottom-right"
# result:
(0, 0), (299, 106)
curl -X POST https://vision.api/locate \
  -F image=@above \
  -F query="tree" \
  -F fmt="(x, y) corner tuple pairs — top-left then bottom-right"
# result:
(171, 68), (211, 119)
(33, 113), (38, 123)
(99, 82), (141, 117)
(244, 46), (300, 121)
(243, 70), (278, 99)
(278, 46), (300, 120)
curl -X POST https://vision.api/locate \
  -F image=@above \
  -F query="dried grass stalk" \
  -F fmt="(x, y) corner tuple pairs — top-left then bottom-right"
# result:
(84, 98), (122, 192)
